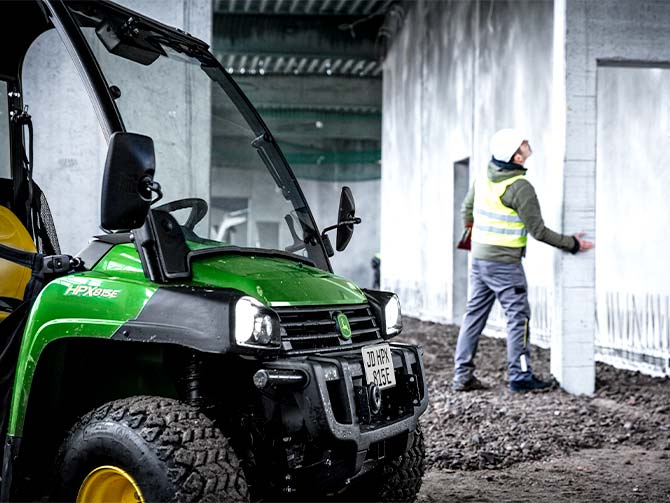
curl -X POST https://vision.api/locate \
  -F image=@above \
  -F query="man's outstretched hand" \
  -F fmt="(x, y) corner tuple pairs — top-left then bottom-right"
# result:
(575, 231), (594, 252)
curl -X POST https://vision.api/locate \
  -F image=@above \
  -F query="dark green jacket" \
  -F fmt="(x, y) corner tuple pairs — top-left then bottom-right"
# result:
(461, 162), (578, 263)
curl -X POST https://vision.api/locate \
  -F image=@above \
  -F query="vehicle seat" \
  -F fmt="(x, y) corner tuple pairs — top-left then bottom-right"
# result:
(0, 206), (36, 323)
(0, 177), (60, 256)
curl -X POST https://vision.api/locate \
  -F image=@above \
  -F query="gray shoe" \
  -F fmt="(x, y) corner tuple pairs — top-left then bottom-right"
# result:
(452, 376), (488, 392)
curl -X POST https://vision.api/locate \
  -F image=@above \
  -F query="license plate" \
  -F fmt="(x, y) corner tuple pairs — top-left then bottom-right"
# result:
(361, 343), (396, 390)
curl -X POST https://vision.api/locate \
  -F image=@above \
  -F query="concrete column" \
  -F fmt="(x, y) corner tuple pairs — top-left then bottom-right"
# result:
(550, 0), (595, 395)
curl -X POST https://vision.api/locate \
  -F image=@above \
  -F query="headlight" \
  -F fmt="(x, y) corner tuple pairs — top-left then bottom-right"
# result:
(384, 294), (402, 336)
(235, 296), (281, 348)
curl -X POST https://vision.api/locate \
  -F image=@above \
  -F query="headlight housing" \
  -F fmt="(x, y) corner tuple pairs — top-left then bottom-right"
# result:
(234, 296), (281, 348)
(384, 294), (402, 336)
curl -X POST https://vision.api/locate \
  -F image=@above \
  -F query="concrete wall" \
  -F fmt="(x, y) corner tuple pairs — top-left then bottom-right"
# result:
(382, 0), (560, 335)
(564, 0), (670, 377)
(22, 0), (212, 254)
(382, 1), (469, 323)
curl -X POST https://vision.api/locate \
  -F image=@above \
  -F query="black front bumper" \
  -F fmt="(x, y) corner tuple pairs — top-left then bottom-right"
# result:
(259, 341), (428, 486)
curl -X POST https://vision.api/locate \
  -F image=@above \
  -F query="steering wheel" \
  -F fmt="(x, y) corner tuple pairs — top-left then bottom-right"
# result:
(154, 198), (208, 231)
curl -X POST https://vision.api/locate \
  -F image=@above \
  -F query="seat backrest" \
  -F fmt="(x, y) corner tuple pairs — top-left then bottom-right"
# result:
(0, 206), (36, 322)
(32, 182), (61, 255)
(0, 177), (60, 256)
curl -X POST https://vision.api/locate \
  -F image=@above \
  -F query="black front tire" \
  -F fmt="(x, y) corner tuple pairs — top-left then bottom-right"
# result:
(343, 426), (425, 502)
(53, 395), (249, 502)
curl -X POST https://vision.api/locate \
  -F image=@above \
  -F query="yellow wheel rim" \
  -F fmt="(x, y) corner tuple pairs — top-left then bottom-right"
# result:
(76, 465), (145, 503)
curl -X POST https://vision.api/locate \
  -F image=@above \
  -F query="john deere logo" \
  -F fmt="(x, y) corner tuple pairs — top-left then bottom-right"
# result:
(335, 312), (352, 340)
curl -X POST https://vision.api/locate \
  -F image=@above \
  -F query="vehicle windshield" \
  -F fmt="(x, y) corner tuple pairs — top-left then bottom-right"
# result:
(65, 1), (328, 268)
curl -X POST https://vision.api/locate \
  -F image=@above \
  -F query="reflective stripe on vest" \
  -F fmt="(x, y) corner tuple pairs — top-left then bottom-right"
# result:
(471, 174), (528, 248)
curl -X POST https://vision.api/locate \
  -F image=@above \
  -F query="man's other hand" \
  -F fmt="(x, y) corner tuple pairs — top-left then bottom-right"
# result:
(574, 231), (594, 252)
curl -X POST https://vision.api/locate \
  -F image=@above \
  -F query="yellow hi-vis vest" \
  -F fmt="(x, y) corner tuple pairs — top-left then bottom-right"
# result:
(471, 174), (528, 248)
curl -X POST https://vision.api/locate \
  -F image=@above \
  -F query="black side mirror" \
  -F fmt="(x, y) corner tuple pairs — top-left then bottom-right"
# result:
(100, 132), (157, 231)
(320, 186), (361, 253)
(336, 186), (356, 252)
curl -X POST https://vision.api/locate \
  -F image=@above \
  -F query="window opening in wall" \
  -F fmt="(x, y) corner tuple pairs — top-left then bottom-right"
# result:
(595, 64), (670, 376)
(452, 157), (470, 322)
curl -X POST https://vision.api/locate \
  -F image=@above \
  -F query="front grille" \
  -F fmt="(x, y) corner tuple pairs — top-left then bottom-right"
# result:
(275, 304), (382, 356)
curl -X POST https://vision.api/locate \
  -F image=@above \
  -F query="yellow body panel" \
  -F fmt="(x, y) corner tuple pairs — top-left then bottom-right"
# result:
(0, 206), (36, 321)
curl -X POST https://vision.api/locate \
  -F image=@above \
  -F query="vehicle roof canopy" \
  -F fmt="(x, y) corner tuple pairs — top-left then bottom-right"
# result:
(1, 0), (212, 83)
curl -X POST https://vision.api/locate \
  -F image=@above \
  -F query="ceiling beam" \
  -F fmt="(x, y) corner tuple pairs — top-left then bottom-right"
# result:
(348, 0), (366, 15)
(214, 0), (394, 16)
(289, 0), (302, 13)
(304, 0), (317, 13)
(213, 13), (383, 61)
(319, 0), (334, 13)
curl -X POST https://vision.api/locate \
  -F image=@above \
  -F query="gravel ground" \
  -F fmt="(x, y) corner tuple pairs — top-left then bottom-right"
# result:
(396, 317), (670, 502)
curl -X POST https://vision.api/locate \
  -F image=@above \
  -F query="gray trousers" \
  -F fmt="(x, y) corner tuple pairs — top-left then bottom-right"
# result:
(454, 258), (532, 383)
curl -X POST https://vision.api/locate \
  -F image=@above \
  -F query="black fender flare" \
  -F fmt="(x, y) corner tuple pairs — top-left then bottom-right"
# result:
(111, 286), (247, 354)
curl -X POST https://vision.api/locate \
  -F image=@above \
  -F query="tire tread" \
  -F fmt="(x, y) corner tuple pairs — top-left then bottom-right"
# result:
(58, 396), (249, 502)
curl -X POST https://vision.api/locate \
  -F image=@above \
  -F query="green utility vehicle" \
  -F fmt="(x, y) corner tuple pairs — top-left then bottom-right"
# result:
(0, 1), (428, 501)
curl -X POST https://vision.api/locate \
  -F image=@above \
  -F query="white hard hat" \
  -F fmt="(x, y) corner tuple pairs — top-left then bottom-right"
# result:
(489, 128), (526, 162)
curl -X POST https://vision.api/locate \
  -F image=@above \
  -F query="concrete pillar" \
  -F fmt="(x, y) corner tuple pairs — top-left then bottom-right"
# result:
(550, 0), (595, 395)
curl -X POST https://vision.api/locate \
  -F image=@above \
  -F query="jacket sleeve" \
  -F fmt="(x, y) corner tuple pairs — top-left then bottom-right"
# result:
(502, 179), (579, 253)
(461, 183), (475, 227)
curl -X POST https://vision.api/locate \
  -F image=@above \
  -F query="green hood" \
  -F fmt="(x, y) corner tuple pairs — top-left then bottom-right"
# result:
(94, 243), (366, 307)
(191, 253), (366, 306)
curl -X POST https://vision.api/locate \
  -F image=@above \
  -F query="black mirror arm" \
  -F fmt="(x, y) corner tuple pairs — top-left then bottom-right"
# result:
(143, 178), (163, 205)
(320, 217), (362, 239)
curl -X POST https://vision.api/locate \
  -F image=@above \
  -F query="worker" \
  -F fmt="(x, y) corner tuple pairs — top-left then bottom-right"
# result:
(371, 252), (381, 289)
(453, 128), (594, 393)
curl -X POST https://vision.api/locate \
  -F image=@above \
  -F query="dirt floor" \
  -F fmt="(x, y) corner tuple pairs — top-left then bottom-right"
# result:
(396, 318), (670, 503)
